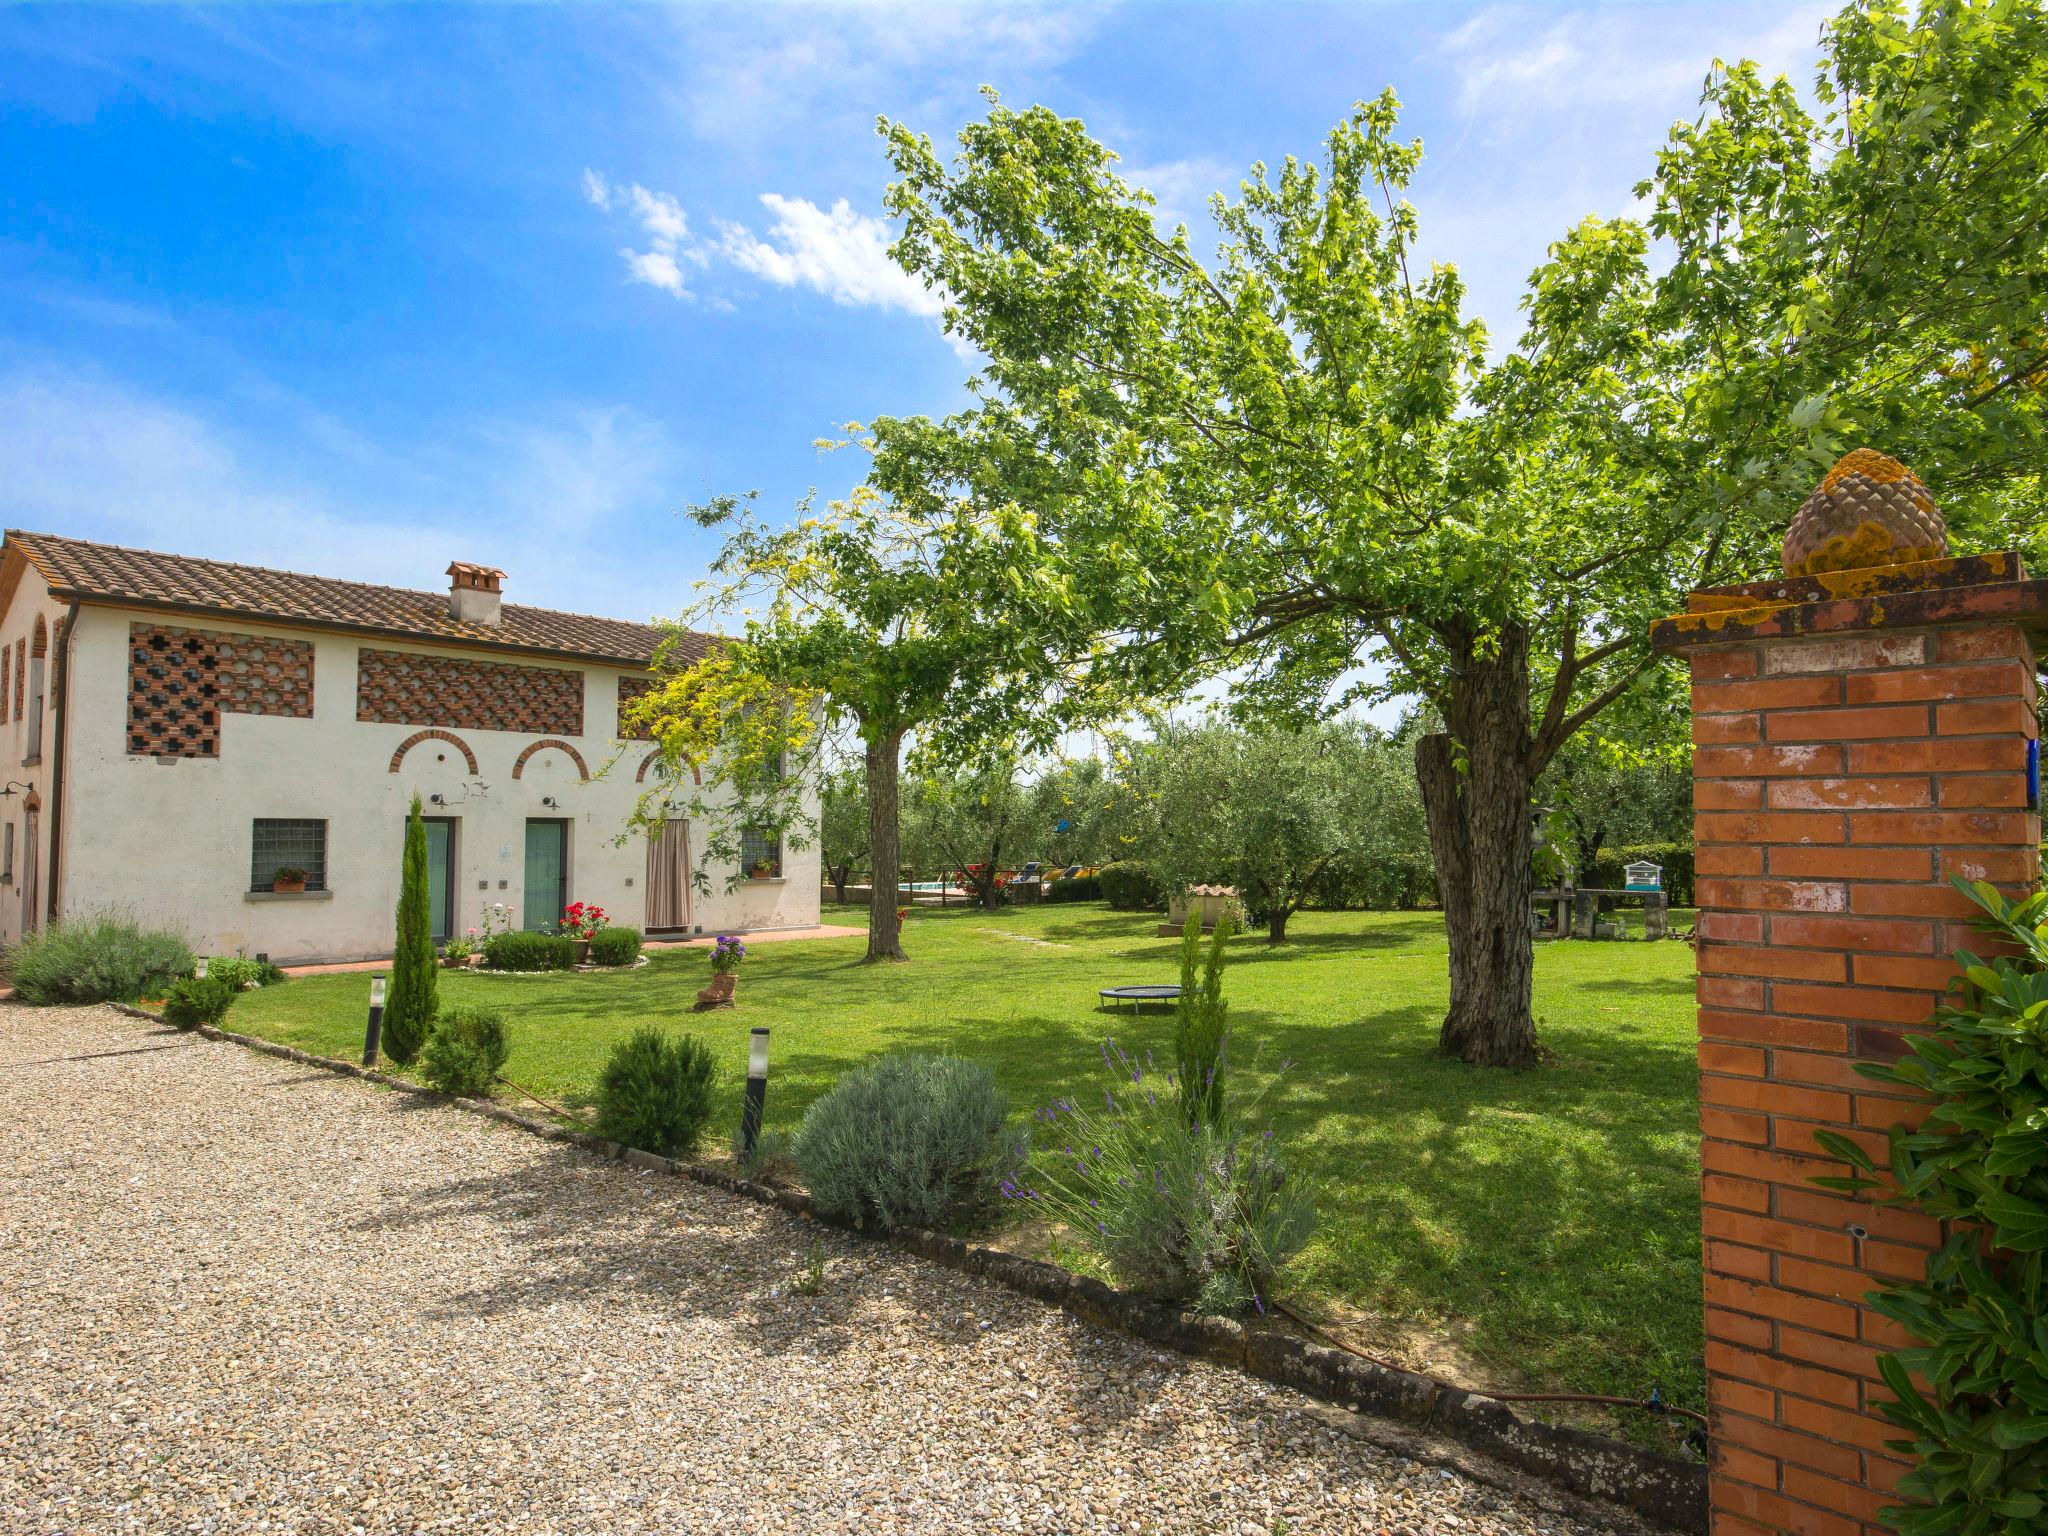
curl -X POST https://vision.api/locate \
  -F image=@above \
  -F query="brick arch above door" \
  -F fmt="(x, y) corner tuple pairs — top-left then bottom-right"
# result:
(387, 728), (479, 775)
(635, 749), (701, 785)
(511, 737), (590, 781)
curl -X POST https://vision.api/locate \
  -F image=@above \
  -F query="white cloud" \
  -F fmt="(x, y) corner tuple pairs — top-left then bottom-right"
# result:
(583, 175), (953, 342)
(1119, 156), (1242, 234)
(716, 194), (942, 317)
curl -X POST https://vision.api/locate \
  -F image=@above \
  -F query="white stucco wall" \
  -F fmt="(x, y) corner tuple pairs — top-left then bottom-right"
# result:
(45, 604), (819, 963)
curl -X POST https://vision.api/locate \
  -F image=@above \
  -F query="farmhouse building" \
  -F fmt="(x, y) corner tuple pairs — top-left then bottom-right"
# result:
(0, 531), (819, 963)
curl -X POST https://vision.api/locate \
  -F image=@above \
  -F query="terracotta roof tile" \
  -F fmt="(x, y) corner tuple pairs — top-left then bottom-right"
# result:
(5, 530), (715, 668)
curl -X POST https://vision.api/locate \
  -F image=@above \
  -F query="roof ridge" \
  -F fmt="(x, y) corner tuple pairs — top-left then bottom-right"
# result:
(4, 528), (714, 648)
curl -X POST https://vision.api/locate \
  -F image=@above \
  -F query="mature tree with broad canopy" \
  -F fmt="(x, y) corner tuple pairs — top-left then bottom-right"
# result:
(864, 0), (2048, 1064)
(626, 486), (1088, 961)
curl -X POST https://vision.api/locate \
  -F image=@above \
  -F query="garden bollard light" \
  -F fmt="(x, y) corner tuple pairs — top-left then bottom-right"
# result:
(741, 1026), (770, 1162)
(195, 956), (208, 979)
(362, 973), (386, 1068)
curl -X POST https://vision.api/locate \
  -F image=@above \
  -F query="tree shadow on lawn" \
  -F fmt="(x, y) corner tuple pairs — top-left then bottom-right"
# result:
(357, 1145), (1174, 1430)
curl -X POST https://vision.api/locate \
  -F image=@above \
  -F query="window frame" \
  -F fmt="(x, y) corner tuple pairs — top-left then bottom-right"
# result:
(250, 818), (329, 893)
(739, 825), (783, 880)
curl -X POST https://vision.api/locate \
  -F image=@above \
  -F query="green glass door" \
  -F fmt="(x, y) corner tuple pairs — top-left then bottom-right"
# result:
(523, 819), (567, 931)
(423, 818), (456, 942)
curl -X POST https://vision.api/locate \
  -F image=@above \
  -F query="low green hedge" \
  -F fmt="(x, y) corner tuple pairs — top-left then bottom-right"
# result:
(1098, 861), (1163, 911)
(482, 931), (576, 972)
(588, 927), (643, 967)
(1042, 875), (1102, 904)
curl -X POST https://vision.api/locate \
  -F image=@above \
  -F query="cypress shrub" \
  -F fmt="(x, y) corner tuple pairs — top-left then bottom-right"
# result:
(482, 931), (576, 971)
(8, 913), (193, 1004)
(594, 1027), (719, 1156)
(588, 926), (643, 967)
(793, 1053), (1022, 1232)
(420, 1007), (510, 1097)
(384, 795), (438, 1065)
(1172, 911), (1233, 1128)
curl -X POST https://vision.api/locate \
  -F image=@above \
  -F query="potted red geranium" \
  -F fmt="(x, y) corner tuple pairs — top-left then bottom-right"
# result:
(560, 901), (609, 964)
(271, 865), (307, 895)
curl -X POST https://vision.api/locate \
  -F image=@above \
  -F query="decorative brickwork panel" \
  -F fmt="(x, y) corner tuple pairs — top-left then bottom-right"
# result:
(2, 640), (9, 723)
(356, 647), (583, 736)
(1661, 558), (2044, 1536)
(214, 632), (314, 717)
(616, 674), (656, 739)
(126, 623), (316, 757)
(13, 639), (22, 720)
(128, 624), (221, 757)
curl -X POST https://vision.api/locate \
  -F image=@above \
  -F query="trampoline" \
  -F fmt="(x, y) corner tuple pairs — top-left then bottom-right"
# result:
(1098, 984), (1184, 1014)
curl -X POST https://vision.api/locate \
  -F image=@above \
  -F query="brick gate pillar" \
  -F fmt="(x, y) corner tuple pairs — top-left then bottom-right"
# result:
(1653, 548), (2045, 1536)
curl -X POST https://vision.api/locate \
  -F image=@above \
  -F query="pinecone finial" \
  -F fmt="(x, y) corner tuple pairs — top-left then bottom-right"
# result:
(1781, 449), (1946, 577)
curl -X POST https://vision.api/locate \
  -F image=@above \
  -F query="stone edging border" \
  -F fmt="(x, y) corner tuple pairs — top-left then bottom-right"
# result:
(118, 1005), (1706, 1535)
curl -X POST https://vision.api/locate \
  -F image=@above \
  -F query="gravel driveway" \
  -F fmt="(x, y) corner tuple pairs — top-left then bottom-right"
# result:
(0, 1005), (1639, 1536)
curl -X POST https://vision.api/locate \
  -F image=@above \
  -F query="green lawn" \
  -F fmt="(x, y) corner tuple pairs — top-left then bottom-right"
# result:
(225, 902), (1703, 1417)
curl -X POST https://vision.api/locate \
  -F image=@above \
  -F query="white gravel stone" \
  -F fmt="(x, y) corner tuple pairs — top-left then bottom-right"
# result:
(0, 1005), (1638, 1535)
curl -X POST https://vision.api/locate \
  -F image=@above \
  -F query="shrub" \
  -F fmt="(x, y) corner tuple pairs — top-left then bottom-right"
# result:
(1813, 879), (2048, 1536)
(588, 926), (642, 967)
(385, 796), (438, 1065)
(1301, 850), (1438, 910)
(205, 955), (286, 991)
(482, 931), (576, 971)
(161, 974), (236, 1030)
(1023, 1040), (1315, 1314)
(1098, 861), (1164, 912)
(1173, 912), (1232, 1128)
(794, 1053), (1023, 1232)
(594, 1027), (719, 1156)
(1042, 875), (1102, 904)
(420, 1006), (510, 1097)
(8, 913), (194, 1004)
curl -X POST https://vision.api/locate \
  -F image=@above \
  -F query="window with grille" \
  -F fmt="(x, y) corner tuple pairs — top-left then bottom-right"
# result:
(739, 826), (782, 879)
(2, 823), (12, 882)
(251, 819), (327, 891)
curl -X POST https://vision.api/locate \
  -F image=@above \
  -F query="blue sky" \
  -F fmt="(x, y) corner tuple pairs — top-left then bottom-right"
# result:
(2, 2), (1828, 631)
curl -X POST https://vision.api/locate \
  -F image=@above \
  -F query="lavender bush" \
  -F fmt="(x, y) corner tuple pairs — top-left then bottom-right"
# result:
(1019, 1040), (1315, 1315)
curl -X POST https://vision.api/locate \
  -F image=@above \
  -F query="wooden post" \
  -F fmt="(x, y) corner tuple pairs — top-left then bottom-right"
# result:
(1654, 550), (2044, 1536)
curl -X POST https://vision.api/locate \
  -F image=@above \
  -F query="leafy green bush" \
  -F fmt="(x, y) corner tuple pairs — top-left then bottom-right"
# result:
(7, 913), (194, 1005)
(1098, 861), (1163, 911)
(204, 955), (286, 991)
(1024, 1040), (1315, 1314)
(794, 1053), (1022, 1232)
(588, 926), (643, 967)
(1042, 875), (1103, 904)
(594, 1027), (719, 1156)
(1582, 842), (1695, 906)
(1813, 879), (2048, 1536)
(482, 931), (576, 971)
(420, 1006), (510, 1097)
(1301, 850), (1439, 910)
(161, 974), (236, 1030)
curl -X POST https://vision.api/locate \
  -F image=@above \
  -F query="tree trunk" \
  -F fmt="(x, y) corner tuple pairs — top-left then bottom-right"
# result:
(1416, 621), (1538, 1068)
(830, 863), (850, 904)
(865, 727), (908, 962)
(1267, 908), (1290, 944)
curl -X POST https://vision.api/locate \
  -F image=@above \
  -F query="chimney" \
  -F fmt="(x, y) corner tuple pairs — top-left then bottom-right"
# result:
(446, 561), (505, 626)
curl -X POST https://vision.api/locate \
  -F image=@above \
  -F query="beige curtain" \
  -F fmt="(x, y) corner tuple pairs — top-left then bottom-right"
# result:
(645, 818), (690, 931)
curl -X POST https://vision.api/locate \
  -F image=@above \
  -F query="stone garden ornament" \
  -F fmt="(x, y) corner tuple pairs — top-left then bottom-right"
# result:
(1781, 448), (1948, 577)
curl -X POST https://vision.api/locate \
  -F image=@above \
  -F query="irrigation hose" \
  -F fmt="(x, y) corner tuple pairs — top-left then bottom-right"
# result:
(1268, 1299), (1710, 1431)
(495, 1073), (577, 1122)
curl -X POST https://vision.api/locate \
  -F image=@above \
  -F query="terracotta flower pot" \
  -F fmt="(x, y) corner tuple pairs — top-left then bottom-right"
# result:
(439, 955), (469, 970)
(272, 878), (306, 895)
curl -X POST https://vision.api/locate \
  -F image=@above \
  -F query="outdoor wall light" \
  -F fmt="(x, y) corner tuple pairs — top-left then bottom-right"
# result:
(0, 780), (31, 799)
(363, 973), (387, 1068)
(541, 796), (559, 808)
(429, 793), (446, 805)
(741, 1026), (771, 1161)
